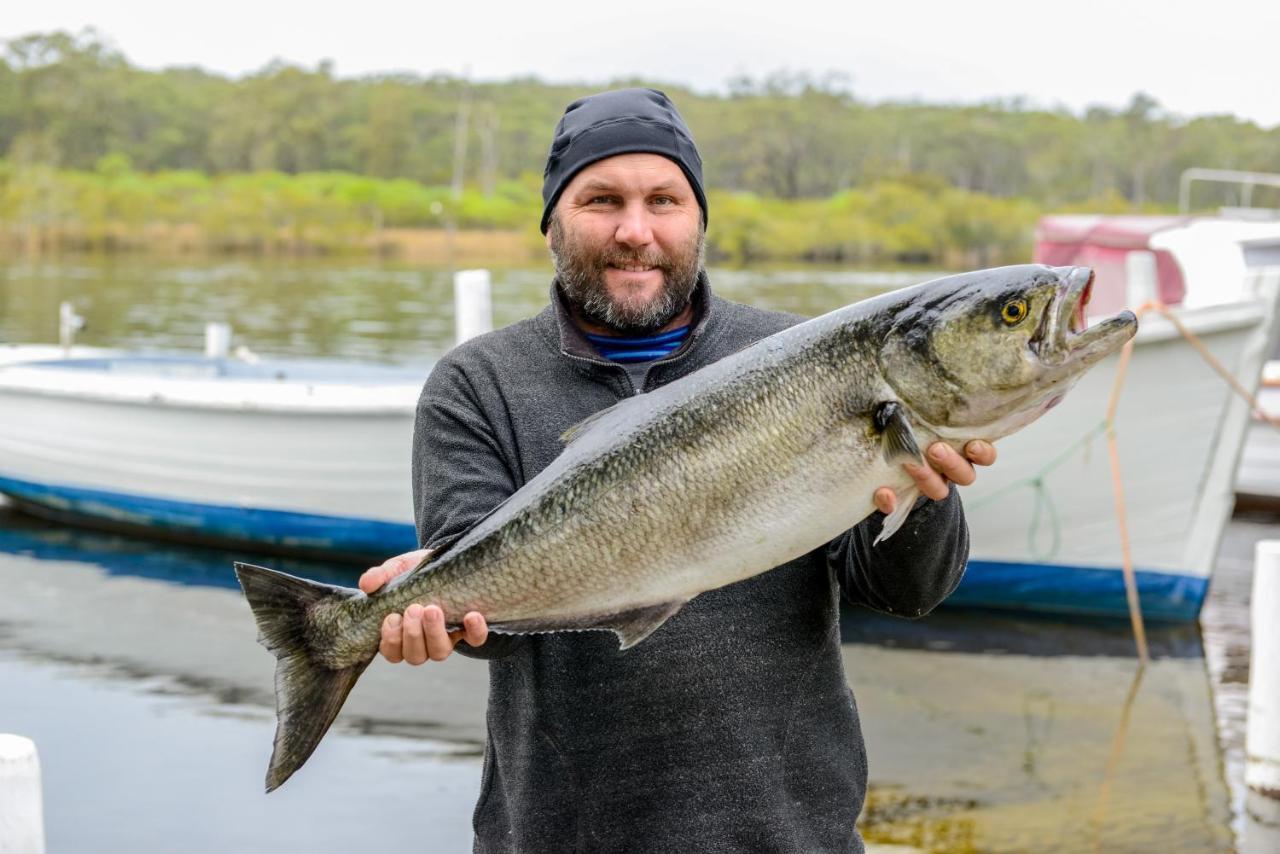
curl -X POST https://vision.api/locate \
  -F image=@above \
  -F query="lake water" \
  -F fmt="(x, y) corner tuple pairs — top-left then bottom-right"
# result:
(0, 257), (1274, 851)
(0, 507), (1264, 852)
(0, 257), (940, 364)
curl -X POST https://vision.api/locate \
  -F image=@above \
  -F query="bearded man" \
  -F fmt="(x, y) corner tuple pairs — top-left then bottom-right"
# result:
(360, 88), (994, 853)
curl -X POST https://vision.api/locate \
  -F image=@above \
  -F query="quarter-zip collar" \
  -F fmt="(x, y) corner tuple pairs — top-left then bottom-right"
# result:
(540, 271), (717, 391)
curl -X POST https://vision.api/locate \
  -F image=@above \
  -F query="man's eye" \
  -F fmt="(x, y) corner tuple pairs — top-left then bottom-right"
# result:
(589, 195), (617, 205)
(651, 196), (674, 206)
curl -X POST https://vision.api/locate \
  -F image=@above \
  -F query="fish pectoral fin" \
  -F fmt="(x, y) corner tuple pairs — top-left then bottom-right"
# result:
(605, 600), (686, 649)
(874, 401), (923, 466)
(873, 485), (921, 545)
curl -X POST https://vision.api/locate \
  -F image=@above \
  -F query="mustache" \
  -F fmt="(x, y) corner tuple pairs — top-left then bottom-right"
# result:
(594, 249), (670, 270)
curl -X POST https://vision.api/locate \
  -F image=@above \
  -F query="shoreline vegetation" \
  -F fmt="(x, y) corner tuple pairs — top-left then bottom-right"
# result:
(3, 31), (1276, 266)
(0, 161), (1146, 267)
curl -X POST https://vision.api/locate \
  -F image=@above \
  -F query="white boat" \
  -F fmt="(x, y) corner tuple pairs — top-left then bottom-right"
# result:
(0, 276), (500, 558)
(1237, 233), (1280, 507)
(1, 254), (1274, 620)
(0, 353), (424, 558)
(946, 212), (1280, 620)
(1236, 361), (1280, 506)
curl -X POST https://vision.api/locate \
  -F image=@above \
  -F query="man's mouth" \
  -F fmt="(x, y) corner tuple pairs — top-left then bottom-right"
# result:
(608, 263), (659, 273)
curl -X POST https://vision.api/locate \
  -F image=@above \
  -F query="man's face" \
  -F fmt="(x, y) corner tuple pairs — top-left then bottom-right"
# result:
(547, 153), (704, 335)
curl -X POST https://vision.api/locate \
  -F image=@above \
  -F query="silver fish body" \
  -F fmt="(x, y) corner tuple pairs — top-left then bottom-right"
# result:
(236, 263), (1137, 790)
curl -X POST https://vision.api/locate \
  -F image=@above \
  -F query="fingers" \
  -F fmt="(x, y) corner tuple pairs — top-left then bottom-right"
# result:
(422, 606), (456, 662)
(359, 548), (434, 595)
(359, 567), (389, 595)
(401, 604), (428, 665)
(873, 487), (896, 516)
(964, 439), (997, 467)
(378, 604), (484, 665)
(460, 612), (488, 647)
(923, 442), (984, 489)
(379, 613), (404, 663)
(906, 460), (951, 501)
(877, 441), (995, 510)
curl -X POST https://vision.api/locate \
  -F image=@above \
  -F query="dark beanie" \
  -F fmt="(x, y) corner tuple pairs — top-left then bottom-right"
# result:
(540, 88), (707, 234)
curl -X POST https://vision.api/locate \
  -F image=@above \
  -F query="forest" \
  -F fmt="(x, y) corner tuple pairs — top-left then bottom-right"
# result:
(2, 30), (1278, 264)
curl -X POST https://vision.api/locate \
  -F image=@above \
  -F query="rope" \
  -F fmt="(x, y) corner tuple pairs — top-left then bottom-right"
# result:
(1104, 332), (1149, 664)
(965, 298), (1277, 664)
(1088, 298), (1270, 841)
(1135, 302), (1280, 430)
(966, 420), (1107, 559)
(1090, 662), (1147, 851)
(1103, 298), (1279, 662)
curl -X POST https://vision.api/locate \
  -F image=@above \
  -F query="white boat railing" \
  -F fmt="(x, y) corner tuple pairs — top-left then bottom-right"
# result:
(1179, 167), (1280, 216)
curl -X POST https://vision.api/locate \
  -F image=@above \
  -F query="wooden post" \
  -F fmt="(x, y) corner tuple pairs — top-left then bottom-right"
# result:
(0, 734), (46, 854)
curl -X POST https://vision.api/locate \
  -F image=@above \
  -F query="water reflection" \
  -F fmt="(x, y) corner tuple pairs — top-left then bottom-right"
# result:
(0, 504), (1245, 850)
(846, 608), (1233, 851)
(0, 652), (481, 854)
(0, 502), (364, 589)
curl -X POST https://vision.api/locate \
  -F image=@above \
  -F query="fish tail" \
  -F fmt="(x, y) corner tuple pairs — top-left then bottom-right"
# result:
(234, 561), (372, 792)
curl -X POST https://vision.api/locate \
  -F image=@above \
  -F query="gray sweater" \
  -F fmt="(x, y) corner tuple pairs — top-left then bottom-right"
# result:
(411, 276), (969, 853)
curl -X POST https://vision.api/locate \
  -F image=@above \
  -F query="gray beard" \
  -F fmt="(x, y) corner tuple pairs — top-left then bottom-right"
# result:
(548, 216), (704, 335)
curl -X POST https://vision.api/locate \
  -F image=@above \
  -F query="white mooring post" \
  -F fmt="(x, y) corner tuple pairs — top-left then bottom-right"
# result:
(1244, 540), (1280, 852)
(57, 301), (85, 354)
(454, 269), (493, 346)
(0, 734), (46, 854)
(204, 322), (232, 359)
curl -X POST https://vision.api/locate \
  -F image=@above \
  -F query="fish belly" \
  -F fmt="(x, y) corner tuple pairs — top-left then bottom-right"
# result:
(424, 419), (909, 630)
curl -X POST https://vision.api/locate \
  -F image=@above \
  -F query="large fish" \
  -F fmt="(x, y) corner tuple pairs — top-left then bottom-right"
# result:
(235, 264), (1136, 791)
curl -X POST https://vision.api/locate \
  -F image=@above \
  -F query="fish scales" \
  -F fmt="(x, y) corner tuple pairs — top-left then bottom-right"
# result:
(235, 264), (1138, 790)
(356, 314), (898, 643)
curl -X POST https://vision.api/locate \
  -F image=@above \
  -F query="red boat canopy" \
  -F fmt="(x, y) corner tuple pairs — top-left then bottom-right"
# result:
(1034, 215), (1192, 313)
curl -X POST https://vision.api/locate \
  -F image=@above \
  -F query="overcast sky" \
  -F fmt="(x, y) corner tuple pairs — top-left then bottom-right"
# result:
(6, 0), (1277, 128)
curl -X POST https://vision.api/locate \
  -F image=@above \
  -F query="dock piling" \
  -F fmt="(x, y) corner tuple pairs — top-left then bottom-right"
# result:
(0, 734), (46, 854)
(454, 269), (493, 346)
(1248, 540), (1280, 800)
(204, 322), (232, 359)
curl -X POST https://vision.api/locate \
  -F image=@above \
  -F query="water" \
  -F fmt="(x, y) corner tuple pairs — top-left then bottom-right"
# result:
(0, 506), (1260, 852)
(0, 257), (1272, 850)
(0, 653), (482, 854)
(0, 257), (936, 364)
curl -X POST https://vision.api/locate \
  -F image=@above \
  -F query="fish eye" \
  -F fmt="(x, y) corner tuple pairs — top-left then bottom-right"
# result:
(1001, 299), (1029, 325)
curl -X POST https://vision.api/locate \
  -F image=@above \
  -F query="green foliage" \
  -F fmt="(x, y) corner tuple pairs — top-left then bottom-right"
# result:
(3, 30), (1278, 262)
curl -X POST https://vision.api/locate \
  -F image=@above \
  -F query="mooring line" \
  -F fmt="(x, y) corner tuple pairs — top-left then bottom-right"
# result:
(1104, 329), (1149, 664)
(1090, 662), (1147, 852)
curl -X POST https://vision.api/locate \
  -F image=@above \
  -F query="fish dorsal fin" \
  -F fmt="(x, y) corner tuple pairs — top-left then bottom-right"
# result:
(874, 401), (923, 465)
(560, 407), (610, 444)
(560, 396), (641, 444)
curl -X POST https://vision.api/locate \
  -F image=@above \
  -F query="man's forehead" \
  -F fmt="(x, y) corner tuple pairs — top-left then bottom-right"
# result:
(565, 154), (692, 194)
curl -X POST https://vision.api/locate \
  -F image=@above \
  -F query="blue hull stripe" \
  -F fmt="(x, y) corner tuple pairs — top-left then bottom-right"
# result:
(0, 476), (1208, 620)
(0, 476), (419, 557)
(949, 559), (1208, 622)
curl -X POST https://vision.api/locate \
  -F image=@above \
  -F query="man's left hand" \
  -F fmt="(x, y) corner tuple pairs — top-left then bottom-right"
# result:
(873, 440), (996, 515)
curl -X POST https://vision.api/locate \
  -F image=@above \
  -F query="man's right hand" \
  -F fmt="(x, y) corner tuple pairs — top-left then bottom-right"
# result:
(359, 549), (489, 665)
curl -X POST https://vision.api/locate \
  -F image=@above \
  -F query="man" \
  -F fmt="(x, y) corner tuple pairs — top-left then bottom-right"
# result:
(360, 88), (994, 852)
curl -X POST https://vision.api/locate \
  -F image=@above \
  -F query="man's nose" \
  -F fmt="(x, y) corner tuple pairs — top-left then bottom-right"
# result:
(613, 203), (655, 248)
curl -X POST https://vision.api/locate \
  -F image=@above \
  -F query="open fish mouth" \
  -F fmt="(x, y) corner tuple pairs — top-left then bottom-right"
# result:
(1036, 266), (1136, 368)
